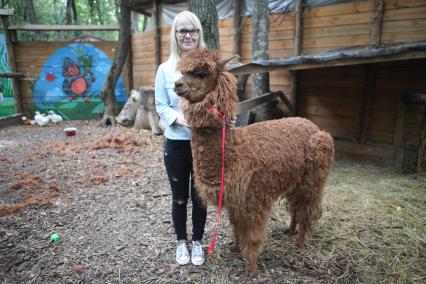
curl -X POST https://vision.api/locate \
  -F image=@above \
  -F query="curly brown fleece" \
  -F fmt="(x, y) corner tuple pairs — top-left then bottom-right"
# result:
(175, 49), (335, 274)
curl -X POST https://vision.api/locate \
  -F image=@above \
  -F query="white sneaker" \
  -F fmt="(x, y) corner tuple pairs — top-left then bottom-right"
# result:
(191, 241), (205, 265)
(176, 240), (190, 265)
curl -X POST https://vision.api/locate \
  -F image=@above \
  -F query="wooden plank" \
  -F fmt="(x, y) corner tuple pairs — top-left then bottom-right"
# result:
(366, 131), (394, 144)
(231, 51), (426, 74)
(305, 1), (374, 17)
(386, 0), (426, 9)
(0, 114), (23, 129)
(369, 119), (396, 131)
(299, 104), (361, 118)
(382, 19), (426, 33)
(303, 34), (370, 48)
(300, 95), (363, 108)
(236, 92), (282, 114)
(335, 140), (395, 159)
(300, 86), (363, 98)
(303, 12), (374, 29)
(381, 31), (426, 45)
(0, 72), (24, 78)
(384, 6), (426, 22)
(9, 24), (119, 31)
(304, 24), (371, 38)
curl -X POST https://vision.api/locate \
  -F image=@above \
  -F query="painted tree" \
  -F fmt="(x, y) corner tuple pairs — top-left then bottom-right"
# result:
(98, 0), (131, 127)
(190, 0), (219, 50)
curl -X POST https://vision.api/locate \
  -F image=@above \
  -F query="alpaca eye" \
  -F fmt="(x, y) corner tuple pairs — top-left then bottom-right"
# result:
(196, 72), (207, 79)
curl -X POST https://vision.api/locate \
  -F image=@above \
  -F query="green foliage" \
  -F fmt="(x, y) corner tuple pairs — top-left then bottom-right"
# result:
(1, 0), (147, 41)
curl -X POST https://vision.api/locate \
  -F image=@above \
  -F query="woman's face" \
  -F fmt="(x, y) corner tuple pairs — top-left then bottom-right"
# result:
(175, 17), (200, 54)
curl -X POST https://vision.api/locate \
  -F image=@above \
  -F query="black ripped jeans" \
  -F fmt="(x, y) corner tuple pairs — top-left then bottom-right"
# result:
(164, 139), (207, 241)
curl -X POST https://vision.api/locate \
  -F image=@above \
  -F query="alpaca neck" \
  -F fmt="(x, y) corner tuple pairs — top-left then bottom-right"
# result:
(191, 127), (230, 186)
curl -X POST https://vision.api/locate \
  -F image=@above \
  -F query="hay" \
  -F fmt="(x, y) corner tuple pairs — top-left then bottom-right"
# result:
(266, 160), (426, 283)
(86, 175), (108, 185)
(0, 184), (59, 217)
(91, 131), (146, 153)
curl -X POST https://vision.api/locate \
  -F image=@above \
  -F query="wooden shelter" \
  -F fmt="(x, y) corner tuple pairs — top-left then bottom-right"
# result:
(127, 0), (426, 173)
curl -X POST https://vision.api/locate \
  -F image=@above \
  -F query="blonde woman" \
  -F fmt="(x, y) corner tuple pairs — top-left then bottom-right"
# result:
(154, 11), (207, 266)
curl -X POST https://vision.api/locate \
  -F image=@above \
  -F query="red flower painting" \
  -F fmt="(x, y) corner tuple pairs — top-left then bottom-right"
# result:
(46, 72), (55, 82)
(62, 57), (95, 102)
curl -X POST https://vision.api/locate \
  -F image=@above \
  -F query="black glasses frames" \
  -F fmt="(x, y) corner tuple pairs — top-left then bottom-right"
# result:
(175, 29), (200, 38)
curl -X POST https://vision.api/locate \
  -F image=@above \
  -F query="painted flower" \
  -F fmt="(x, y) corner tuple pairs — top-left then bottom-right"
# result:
(71, 77), (87, 95)
(46, 72), (55, 82)
(66, 64), (80, 76)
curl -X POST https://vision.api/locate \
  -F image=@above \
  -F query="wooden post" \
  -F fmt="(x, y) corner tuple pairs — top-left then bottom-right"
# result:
(418, 108), (426, 175)
(232, 0), (241, 57)
(290, 0), (303, 116)
(294, 0), (303, 56)
(153, 0), (161, 71)
(359, 64), (377, 144)
(370, 0), (384, 48)
(393, 94), (406, 173)
(126, 31), (134, 92)
(1, 11), (23, 114)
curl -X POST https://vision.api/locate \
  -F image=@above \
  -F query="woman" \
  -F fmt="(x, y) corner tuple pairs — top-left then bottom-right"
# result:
(154, 11), (207, 266)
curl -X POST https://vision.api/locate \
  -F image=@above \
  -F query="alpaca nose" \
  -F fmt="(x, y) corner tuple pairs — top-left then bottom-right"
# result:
(175, 81), (183, 89)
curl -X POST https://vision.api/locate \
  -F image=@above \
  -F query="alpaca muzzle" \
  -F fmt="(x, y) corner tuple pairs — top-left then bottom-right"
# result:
(174, 81), (189, 98)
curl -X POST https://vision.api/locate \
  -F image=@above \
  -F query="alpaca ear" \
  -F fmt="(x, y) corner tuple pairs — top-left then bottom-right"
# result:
(217, 54), (240, 72)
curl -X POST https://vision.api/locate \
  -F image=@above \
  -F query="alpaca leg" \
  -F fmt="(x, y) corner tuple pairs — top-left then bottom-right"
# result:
(285, 192), (300, 236)
(291, 175), (326, 249)
(228, 212), (241, 253)
(239, 216), (268, 274)
(287, 211), (297, 235)
(295, 222), (307, 249)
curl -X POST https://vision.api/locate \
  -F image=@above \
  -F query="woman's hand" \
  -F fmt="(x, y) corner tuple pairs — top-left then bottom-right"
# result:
(174, 114), (189, 127)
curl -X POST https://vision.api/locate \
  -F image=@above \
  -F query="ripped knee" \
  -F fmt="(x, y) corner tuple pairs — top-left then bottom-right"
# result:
(173, 198), (187, 206)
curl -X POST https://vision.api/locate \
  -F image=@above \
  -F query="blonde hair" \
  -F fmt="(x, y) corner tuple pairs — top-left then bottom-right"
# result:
(168, 11), (206, 68)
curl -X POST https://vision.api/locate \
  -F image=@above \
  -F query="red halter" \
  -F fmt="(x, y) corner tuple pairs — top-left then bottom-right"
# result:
(204, 103), (226, 254)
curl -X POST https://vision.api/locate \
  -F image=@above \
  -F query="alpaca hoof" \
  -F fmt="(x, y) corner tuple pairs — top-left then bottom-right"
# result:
(245, 266), (257, 276)
(285, 227), (297, 235)
(229, 243), (240, 253)
(295, 240), (305, 249)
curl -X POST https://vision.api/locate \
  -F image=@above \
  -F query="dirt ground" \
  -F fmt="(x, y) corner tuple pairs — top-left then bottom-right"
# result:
(0, 121), (425, 284)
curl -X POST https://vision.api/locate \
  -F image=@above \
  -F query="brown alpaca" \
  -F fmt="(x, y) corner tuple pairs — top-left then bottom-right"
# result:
(174, 49), (334, 274)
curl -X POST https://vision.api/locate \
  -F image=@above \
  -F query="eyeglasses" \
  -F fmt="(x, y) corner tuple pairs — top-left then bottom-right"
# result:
(175, 28), (200, 38)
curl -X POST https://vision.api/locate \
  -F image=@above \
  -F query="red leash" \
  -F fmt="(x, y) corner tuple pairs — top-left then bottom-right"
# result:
(205, 104), (226, 254)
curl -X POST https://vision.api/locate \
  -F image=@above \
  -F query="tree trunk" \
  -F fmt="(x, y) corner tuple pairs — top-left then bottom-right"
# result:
(131, 11), (139, 32)
(251, 0), (270, 122)
(98, 1), (131, 127)
(190, 0), (219, 50)
(25, 0), (41, 40)
(66, 0), (76, 38)
(96, 0), (104, 25)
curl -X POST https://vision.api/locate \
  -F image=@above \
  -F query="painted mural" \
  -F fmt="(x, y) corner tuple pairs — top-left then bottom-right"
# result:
(0, 34), (15, 117)
(33, 43), (126, 120)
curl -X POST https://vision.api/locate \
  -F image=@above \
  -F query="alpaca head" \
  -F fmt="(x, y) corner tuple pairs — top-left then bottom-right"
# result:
(174, 48), (238, 128)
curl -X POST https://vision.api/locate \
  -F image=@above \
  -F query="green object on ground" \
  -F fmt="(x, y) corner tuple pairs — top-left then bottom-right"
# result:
(50, 233), (60, 242)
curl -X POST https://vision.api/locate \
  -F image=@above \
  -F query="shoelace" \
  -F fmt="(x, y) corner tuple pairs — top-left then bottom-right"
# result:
(177, 243), (188, 257)
(192, 242), (202, 257)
